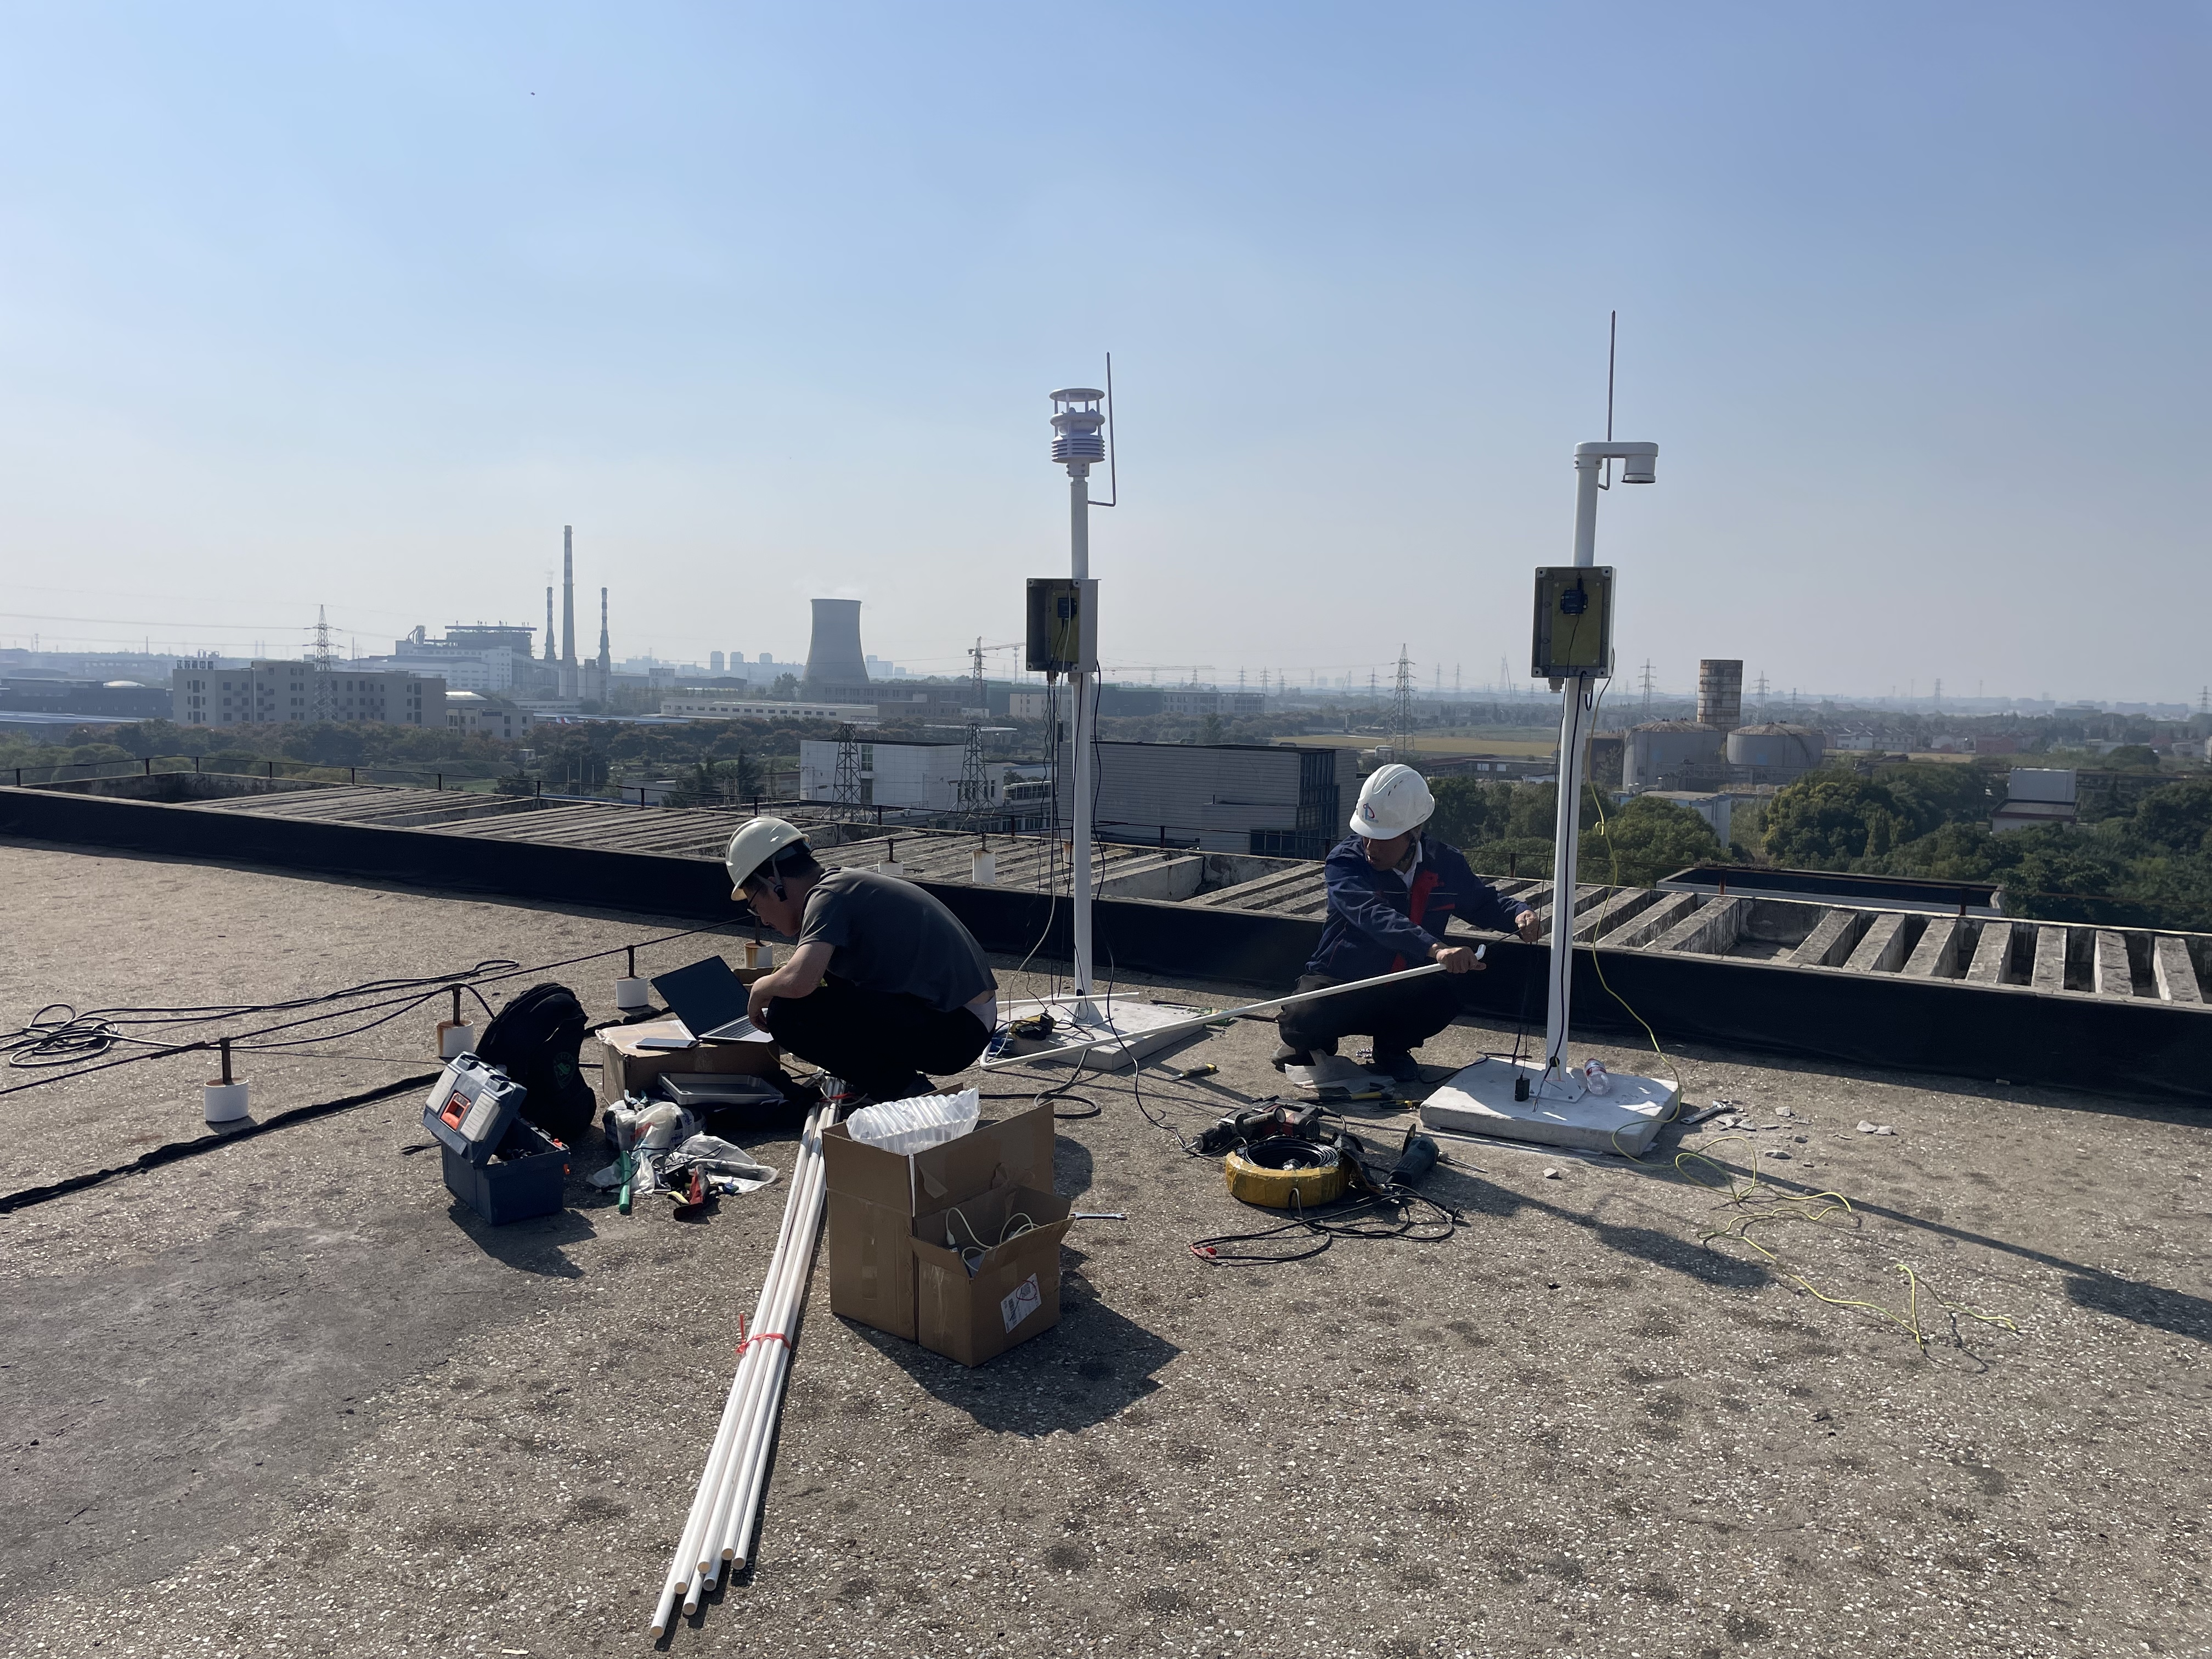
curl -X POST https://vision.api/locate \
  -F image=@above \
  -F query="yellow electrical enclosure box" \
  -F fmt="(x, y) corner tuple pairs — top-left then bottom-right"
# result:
(1531, 566), (1615, 680)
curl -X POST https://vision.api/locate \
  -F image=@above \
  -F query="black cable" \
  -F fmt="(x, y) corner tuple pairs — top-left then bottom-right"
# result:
(0, 1070), (442, 1216)
(0, 922), (738, 1103)
(1189, 1183), (1459, 1266)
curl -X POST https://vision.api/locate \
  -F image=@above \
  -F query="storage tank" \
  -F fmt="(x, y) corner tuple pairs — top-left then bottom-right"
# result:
(1624, 720), (1725, 789)
(1726, 722), (1827, 779)
(1696, 660), (1743, 731)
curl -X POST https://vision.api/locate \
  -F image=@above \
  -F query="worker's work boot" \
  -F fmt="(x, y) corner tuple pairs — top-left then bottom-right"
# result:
(1370, 1049), (1426, 1086)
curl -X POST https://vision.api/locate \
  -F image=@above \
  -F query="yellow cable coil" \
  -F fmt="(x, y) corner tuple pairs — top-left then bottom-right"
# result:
(1223, 1139), (1350, 1209)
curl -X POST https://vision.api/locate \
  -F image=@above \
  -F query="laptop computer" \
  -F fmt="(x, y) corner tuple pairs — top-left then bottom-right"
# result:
(650, 956), (774, 1045)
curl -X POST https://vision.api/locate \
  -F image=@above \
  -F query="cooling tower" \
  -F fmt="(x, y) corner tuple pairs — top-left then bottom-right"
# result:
(802, 599), (867, 688)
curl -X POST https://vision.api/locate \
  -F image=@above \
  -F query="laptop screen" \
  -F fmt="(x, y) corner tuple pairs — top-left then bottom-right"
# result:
(650, 957), (748, 1035)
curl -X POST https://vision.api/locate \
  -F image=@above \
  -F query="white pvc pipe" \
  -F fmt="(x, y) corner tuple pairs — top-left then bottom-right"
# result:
(715, 1118), (828, 1562)
(701, 1121), (826, 1565)
(719, 1163), (823, 1563)
(648, 1103), (827, 1637)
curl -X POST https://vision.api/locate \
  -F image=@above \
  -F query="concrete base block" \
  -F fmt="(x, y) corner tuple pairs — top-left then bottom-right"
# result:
(1419, 1057), (1679, 1156)
(996, 995), (1198, 1072)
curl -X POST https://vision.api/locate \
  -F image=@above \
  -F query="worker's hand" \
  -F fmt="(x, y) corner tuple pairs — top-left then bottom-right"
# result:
(1516, 910), (1544, 944)
(747, 978), (776, 1026)
(1430, 943), (1481, 975)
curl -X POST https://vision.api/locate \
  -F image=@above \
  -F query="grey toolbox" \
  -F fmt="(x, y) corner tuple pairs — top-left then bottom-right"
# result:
(443, 1119), (568, 1225)
(423, 1053), (528, 1166)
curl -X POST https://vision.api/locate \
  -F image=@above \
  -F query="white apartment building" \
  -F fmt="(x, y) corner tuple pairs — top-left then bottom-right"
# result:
(171, 660), (444, 728)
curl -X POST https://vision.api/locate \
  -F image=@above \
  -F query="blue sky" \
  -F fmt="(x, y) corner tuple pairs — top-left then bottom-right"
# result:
(1, 3), (2205, 702)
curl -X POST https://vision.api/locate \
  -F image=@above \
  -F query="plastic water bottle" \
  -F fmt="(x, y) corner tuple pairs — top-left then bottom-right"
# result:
(1582, 1058), (1612, 1096)
(845, 1088), (980, 1155)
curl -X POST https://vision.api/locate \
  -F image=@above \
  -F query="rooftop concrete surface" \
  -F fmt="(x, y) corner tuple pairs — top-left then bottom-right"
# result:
(1, 837), (2208, 1658)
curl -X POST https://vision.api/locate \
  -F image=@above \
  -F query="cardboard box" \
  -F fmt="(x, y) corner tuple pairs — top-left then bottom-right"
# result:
(594, 1015), (781, 1107)
(822, 1101), (1054, 1342)
(912, 1184), (1074, 1366)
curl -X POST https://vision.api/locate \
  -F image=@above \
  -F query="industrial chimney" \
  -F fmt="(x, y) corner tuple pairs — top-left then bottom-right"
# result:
(544, 587), (557, 661)
(1697, 659), (1744, 731)
(802, 599), (867, 693)
(561, 526), (577, 668)
(597, 588), (610, 674)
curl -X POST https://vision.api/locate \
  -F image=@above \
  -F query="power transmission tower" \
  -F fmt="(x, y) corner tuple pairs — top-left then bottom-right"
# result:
(1390, 645), (1416, 747)
(970, 636), (986, 713)
(1638, 658), (1655, 715)
(832, 723), (861, 810)
(960, 721), (988, 825)
(1753, 670), (1770, 716)
(309, 606), (336, 724)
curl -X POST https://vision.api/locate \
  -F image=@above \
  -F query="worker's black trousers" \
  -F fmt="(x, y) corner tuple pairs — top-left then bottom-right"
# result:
(1276, 970), (1470, 1063)
(760, 975), (992, 1101)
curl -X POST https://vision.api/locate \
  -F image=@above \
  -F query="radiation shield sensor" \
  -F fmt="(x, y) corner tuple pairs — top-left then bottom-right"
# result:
(1531, 566), (1615, 680)
(1025, 577), (1098, 676)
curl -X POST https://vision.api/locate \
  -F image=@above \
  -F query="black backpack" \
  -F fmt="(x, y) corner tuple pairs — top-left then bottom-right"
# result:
(476, 983), (597, 1147)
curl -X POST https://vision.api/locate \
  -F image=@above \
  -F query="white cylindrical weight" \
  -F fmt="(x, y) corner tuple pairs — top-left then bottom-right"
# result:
(615, 977), (650, 1012)
(437, 1021), (476, 1059)
(970, 850), (996, 885)
(877, 860), (904, 877)
(203, 1080), (251, 1125)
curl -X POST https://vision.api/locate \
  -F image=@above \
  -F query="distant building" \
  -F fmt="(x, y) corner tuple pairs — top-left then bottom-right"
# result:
(171, 661), (443, 728)
(659, 697), (877, 723)
(798, 736), (967, 811)
(1160, 689), (1267, 717)
(1992, 768), (2078, 833)
(1051, 739), (1356, 856)
(0, 677), (170, 720)
(445, 691), (526, 743)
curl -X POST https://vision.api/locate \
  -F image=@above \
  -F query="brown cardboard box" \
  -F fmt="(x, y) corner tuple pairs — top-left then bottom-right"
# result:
(822, 1102), (1054, 1342)
(912, 1184), (1074, 1366)
(593, 1015), (782, 1107)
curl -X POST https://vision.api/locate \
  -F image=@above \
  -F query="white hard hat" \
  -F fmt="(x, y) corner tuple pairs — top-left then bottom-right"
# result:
(1350, 763), (1434, 838)
(725, 817), (810, 894)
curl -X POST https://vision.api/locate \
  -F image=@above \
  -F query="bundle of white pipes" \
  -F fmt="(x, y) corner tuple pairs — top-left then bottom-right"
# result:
(647, 1099), (831, 1636)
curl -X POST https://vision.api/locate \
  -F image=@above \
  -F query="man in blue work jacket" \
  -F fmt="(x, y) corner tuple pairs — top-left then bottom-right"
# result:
(1276, 763), (1542, 1093)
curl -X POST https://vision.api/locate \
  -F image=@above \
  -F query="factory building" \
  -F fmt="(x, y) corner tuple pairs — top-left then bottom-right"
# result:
(171, 661), (443, 727)
(1051, 739), (1356, 856)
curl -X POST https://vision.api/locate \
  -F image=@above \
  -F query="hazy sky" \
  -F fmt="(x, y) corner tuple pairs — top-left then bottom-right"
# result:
(2, 3), (2205, 702)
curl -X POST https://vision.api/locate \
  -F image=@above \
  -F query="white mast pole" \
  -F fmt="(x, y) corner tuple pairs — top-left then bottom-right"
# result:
(1069, 464), (1096, 1007)
(1541, 453), (1607, 1082)
(1541, 439), (1656, 1092)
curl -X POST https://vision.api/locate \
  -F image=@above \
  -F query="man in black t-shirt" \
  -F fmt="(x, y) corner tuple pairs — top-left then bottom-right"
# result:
(725, 819), (998, 1102)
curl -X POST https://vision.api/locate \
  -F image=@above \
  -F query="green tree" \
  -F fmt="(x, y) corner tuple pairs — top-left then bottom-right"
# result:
(1200, 713), (1226, 744)
(1584, 795), (1726, 887)
(2127, 778), (2212, 856)
(1426, 776), (1500, 846)
(1874, 761), (2002, 838)
(2102, 744), (2162, 771)
(1762, 774), (1904, 868)
(1463, 836), (1555, 879)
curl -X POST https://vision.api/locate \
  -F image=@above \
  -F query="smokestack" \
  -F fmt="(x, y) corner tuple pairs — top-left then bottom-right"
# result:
(597, 588), (610, 673)
(561, 526), (577, 668)
(802, 599), (867, 690)
(1697, 659), (1744, 730)
(544, 587), (557, 661)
